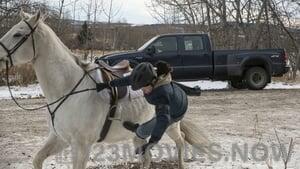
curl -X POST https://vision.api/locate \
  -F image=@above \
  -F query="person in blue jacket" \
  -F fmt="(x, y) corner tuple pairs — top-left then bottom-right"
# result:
(96, 61), (188, 155)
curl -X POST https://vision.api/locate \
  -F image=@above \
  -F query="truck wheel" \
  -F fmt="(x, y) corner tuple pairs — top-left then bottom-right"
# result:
(245, 67), (269, 90)
(229, 80), (247, 89)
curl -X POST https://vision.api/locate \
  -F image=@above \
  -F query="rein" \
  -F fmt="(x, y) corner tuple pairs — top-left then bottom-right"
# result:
(5, 61), (98, 129)
(5, 60), (118, 142)
(0, 20), (99, 129)
(1, 20), (97, 115)
(1, 19), (119, 141)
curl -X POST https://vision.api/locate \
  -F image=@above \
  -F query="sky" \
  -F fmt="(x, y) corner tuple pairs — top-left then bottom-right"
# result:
(117, 0), (157, 24)
(46, 0), (158, 25)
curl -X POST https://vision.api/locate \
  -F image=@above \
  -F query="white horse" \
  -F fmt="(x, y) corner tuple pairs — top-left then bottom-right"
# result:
(0, 11), (210, 169)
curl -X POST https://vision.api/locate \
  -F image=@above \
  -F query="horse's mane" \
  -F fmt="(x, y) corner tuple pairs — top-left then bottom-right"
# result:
(41, 21), (90, 70)
(70, 52), (90, 70)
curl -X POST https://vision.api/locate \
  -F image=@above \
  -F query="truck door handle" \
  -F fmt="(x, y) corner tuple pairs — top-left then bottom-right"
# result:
(136, 56), (143, 60)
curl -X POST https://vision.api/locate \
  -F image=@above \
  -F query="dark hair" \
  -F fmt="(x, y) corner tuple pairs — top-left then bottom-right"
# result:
(155, 60), (172, 76)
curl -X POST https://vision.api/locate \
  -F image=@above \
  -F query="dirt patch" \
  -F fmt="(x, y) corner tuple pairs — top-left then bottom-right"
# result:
(0, 89), (300, 169)
(88, 161), (179, 169)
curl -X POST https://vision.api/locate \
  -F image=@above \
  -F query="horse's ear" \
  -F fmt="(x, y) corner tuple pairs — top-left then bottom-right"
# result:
(19, 9), (31, 19)
(28, 10), (41, 24)
(33, 10), (41, 22)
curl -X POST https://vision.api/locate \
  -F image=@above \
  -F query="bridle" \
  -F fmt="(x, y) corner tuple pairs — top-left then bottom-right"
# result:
(0, 20), (119, 142)
(0, 20), (98, 131)
(0, 20), (37, 67)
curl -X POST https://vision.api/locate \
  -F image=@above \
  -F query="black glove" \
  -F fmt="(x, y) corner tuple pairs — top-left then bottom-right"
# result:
(135, 141), (156, 155)
(192, 85), (201, 96)
(96, 82), (109, 92)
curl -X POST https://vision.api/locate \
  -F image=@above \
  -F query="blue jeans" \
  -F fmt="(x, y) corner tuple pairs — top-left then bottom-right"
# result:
(136, 114), (184, 139)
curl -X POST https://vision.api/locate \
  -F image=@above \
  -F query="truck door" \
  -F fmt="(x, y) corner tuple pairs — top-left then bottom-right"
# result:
(140, 36), (183, 79)
(179, 35), (213, 79)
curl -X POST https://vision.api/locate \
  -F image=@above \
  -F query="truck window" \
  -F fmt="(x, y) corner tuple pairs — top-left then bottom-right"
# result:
(152, 37), (177, 53)
(183, 36), (204, 51)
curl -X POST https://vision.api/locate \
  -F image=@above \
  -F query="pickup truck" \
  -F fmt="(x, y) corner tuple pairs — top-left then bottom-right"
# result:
(96, 33), (289, 90)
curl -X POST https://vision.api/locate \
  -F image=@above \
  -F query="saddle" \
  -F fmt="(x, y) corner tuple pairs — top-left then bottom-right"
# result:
(96, 60), (132, 142)
(97, 60), (131, 99)
(99, 60), (131, 72)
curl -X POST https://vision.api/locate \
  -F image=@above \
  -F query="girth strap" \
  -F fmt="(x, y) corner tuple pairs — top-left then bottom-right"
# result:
(97, 68), (119, 142)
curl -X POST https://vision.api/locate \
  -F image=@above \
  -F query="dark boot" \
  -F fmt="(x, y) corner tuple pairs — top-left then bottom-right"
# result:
(123, 121), (139, 132)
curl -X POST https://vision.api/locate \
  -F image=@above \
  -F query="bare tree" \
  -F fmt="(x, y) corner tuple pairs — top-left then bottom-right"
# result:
(72, 0), (82, 23)
(102, 0), (122, 50)
(0, 0), (34, 35)
(147, 0), (300, 78)
(90, 0), (102, 61)
(56, 0), (65, 35)
(268, 0), (300, 79)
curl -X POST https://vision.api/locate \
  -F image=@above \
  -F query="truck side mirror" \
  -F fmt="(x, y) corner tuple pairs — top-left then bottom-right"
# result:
(146, 46), (155, 55)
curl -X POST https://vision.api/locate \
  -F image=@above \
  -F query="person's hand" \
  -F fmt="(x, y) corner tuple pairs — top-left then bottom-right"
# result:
(193, 85), (201, 96)
(135, 142), (156, 155)
(96, 83), (109, 92)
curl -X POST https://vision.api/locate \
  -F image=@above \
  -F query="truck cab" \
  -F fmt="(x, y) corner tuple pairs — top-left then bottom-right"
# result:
(101, 33), (214, 80)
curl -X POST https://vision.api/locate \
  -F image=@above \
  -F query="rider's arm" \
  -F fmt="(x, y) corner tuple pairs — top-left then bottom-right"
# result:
(109, 75), (132, 87)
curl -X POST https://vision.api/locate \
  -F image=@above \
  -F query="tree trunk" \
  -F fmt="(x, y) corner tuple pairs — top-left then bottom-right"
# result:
(57, 0), (65, 35)
(264, 0), (272, 48)
(234, 0), (241, 49)
(250, 0), (266, 49)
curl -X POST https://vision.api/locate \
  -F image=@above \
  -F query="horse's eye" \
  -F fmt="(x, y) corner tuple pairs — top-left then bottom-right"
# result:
(13, 33), (23, 38)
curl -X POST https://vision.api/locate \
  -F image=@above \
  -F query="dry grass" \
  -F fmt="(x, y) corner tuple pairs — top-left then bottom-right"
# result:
(71, 49), (126, 60)
(0, 63), (36, 86)
(274, 129), (294, 169)
(251, 114), (295, 169)
(272, 72), (300, 83)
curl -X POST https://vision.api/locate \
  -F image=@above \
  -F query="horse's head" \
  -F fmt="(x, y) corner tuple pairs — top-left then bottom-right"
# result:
(0, 10), (43, 70)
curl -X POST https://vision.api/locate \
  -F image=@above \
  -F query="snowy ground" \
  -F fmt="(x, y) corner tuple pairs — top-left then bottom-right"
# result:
(0, 84), (43, 100)
(0, 89), (299, 169)
(1, 80), (300, 100)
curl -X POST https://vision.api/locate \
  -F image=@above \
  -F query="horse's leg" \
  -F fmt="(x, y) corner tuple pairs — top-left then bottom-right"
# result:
(71, 141), (91, 169)
(33, 132), (68, 169)
(166, 122), (186, 169)
(133, 136), (152, 169)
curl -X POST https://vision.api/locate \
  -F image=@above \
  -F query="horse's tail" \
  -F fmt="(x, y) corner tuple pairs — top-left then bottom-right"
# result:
(180, 118), (211, 154)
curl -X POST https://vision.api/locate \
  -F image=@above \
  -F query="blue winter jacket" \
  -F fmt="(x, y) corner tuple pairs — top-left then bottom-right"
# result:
(109, 75), (188, 143)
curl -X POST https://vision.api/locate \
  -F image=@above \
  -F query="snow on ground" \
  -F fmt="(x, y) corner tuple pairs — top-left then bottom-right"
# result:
(0, 84), (43, 100)
(180, 80), (300, 90)
(1, 81), (300, 100)
(180, 81), (229, 90)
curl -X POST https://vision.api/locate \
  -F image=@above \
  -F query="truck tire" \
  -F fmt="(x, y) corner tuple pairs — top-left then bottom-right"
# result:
(245, 67), (269, 90)
(229, 80), (247, 89)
